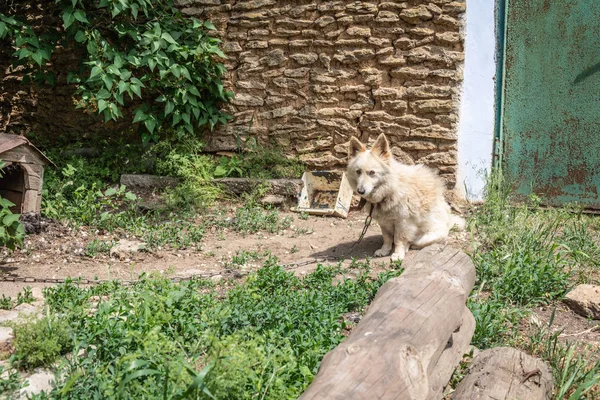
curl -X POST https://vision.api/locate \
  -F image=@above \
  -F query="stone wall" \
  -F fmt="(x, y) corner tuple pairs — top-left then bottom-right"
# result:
(183, 0), (466, 188)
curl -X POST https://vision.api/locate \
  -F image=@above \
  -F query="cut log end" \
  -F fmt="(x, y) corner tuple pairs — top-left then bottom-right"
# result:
(451, 347), (553, 400)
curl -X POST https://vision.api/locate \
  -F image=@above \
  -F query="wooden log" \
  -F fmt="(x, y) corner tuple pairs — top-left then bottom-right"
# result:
(300, 245), (476, 400)
(429, 307), (476, 398)
(451, 347), (553, 400)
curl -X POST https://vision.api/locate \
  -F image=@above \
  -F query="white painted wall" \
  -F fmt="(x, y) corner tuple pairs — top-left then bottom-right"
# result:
(457, 0), (497, 201)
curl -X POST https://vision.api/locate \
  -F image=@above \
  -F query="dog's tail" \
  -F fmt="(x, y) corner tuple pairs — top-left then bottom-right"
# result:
(450, 214), (466, 231)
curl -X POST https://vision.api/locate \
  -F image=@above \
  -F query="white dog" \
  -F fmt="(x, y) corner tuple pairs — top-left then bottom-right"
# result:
(346, 134), (465, 261)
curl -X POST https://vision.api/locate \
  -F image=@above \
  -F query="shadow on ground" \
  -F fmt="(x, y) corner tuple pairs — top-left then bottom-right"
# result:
(310, 234), (382, 261)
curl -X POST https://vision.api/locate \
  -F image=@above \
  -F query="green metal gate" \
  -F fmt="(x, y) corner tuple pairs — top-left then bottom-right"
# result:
(499, 0), (600, 208)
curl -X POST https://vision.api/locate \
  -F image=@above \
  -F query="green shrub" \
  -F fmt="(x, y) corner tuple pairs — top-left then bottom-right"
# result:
(35, 260), (400, 399)
(0, 1), (232, 142)
(0, 160), (25, 250)
(12, 315), (71, 370)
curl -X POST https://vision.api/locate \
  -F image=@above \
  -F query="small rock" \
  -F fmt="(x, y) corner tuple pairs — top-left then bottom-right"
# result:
(31, 287), (44, 301)
(260, 195), (286, 207)
(110, 239), (146, 260)
(0, 326), (13, 346)
(20, 369), (54, 397)
(119, 174), (179, 189)
(564, 284), (600, 319)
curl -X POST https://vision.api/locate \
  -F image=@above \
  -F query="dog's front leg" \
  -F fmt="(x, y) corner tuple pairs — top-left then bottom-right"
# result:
(374, 223), (393, 257)
(390, 221), (413, 262)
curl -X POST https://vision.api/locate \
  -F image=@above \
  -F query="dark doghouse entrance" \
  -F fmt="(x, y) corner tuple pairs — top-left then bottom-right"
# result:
(0, 163), (25, 213)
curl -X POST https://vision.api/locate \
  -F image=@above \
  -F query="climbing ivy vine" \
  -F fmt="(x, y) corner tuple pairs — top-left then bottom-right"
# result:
(0, 0), (232, 143)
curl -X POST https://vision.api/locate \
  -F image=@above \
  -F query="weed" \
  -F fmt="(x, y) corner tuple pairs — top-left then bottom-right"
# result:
(298, 212), (309, 221)
(229, 250), (267, 267)
(32, 259), (399, 399)
(11, 315), (71, 370)
(524, 310), (600, 399)
(17, 287), (34, 305)
(294, 228), (312, 237)
(468, 295), (524, 349)
(466, 171), (600, 399)
(0, 365), (24, 397)
(229, 205), (292, 235)
(154, 139), (222, 210)
(0, 295), (12, 310)
(0, 287), (35, 310)
(290, 245), (299, 254)
(84, 239), (115, 258)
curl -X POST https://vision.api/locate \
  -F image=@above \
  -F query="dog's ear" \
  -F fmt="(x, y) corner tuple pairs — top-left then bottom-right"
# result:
(371, 134), (391, 160)
(348, 137), (366, 159)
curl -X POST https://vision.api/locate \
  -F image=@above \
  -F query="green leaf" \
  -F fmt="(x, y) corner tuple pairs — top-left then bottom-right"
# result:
(74, 30), (86, 43)
(172, 113), (181, 127)
(106, 65), (120, 76)
(62, 9), (75, 29)
(97, 99), (108, 112)
(182, 113), (190, 125)
(164, 101), (175, 116)
(104, 187), (117, 196)
(118, 81), (129, 94)
(130, 84), (142, 98)
(131, 4), (139, 20)
(73, 10), (88, 24)
(161, 32), (177, 45)
(125, 192), (137, 201)
(213, 48), (226, 59)
(119, 70), (132, 80)
(133, 108), (147, 123)
(31, 52), (44, 66)
(3, 214), (20, 226)
(144, 118), (157, 134)
(0, 198), (15, 208)
(213, 165), (227, 177)
(204, 21), (216, 31)
(67, 72), (81, 83)
(90, 66), (102, 79)
(102, 75), (113, 90)
(148, 58), (157, 71)
(97, 88), (111, 99)
(188, 86), (201, 97)
(181, 364), (215, 399)
(0, 22), (7, 39)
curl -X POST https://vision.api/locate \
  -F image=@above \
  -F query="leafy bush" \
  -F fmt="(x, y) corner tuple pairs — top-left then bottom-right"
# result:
(12, 315), (71, 370)
(0, 160), (25, 250)
(0, 0), (232, 143)
(154, 139), (222, 210)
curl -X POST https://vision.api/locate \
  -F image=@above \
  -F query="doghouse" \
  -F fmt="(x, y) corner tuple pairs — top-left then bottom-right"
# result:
(0, 134), (54, 214)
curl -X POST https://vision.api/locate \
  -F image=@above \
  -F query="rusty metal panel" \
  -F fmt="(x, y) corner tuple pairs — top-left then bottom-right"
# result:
(501, 0), (600, 208)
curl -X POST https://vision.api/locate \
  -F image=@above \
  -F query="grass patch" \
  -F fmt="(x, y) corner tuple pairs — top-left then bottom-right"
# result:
(465, 172), (600, 398)
(5, 259), (400, 398)
(525, 311), (600, 399)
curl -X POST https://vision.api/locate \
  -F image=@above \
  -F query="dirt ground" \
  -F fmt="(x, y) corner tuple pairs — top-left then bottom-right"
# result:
(1, 206), (599, 352)
(0, 208), (465, 295)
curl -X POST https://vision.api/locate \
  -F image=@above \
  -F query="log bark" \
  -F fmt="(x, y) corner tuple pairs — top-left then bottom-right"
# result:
(300, 244), (476, 400)
(452, 347), (553, 400)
